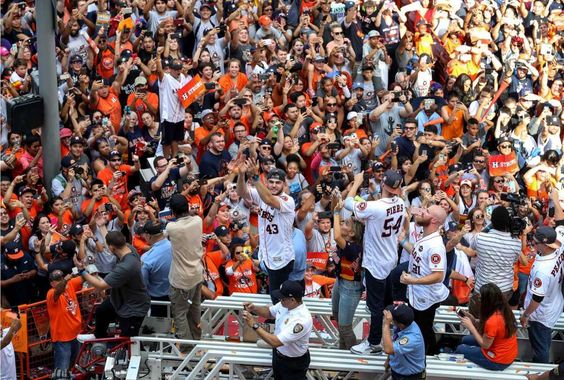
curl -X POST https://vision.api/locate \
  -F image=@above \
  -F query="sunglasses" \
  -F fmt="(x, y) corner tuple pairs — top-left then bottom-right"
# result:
(262, 146), (272, 150)
(327, 103), (337, 106)
(334, 31), (343, 35)
(110, 158), (122, 162)
(234, 250), (243, 254)
(404, 126), (416, 130)
(473, 159), (485, 164)
(499, 144), (512, 149)
(494, 179), (505, 184)
(474, 214), (484, 219)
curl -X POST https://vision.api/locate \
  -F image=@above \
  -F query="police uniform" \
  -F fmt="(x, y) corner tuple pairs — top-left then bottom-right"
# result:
(266, 281), (313, 380)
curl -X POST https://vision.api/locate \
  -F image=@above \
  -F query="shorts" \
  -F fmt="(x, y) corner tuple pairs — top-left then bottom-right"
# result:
(161, 119), (184, 145)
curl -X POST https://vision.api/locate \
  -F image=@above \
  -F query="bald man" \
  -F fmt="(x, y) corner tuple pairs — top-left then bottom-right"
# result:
(399, 205), (449, 355)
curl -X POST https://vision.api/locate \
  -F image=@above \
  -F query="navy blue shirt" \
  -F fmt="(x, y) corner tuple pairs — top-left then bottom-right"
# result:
(150, 167), (182, 210)
(1, 252), (36, 306)
(199, 150), (232, 179)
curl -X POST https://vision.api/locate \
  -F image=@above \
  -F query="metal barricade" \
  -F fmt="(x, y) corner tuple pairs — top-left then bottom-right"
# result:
(15, 287), (103, 380)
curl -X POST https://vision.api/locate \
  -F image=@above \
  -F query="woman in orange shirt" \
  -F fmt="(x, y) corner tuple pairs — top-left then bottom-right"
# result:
(441, 94), (469, 140)
(48, 197), (75, 235)
(455, 283), (518, 370)
(225, 244), (259, 295)
(218, 59), (248, 98)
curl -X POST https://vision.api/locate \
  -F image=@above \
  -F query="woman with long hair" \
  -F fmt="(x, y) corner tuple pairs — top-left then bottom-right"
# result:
(455, 283), (518, 370)
(225, 244), (259, 295)
(331, 201), (364, 349)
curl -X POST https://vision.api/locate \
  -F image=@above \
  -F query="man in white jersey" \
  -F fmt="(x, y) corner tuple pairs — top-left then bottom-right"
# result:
(520, 227), (563, 363)
(399, 205), (449, 355)
(345, 170), (406, 355)
(156, 48), (191, 159)
(238, 160), (296, 303)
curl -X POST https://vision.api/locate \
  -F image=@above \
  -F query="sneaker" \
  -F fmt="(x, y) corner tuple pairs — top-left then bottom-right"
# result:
(77, 334), (96, 343)
(350, 340), (382, 355)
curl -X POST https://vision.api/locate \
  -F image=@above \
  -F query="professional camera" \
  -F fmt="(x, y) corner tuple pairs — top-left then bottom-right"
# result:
(500, 192), (527, 236)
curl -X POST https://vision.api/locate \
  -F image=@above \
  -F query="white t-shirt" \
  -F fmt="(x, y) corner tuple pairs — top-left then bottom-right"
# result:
(524, 249), (564, 328)
(147, 10), (178, 33)
(307, 229), (335, 253)
(407, 231), (450, 310)
(348, 196), (406, 280)
(0, 328), (16, 380)
(250, 188), (295, 270)
(159, 72), (191, 123)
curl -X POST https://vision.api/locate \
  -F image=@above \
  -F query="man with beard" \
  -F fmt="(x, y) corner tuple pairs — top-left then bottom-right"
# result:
(237, 160), (296, 303)
(200, 133), (231, 179)
(61, 18), (89, 63)
(97, 151), (140, 211)
(344, 170), (406, 355)
(399, 205), (449, 355)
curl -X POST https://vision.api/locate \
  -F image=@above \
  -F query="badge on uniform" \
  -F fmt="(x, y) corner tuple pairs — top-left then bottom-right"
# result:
(293, 324), (303, 333)
(399, 337), (409, 345)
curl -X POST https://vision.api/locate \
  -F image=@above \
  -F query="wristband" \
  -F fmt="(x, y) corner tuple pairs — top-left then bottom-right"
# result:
(78, 269), (87, 276)
(400, 238), (408, 246)
(251, 174), (260, 182)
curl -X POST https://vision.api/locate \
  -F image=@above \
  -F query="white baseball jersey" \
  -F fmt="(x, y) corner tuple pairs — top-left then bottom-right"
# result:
(250, 188), (295, 270)
(524, 248), (564, 328)
(407, 231), (450, 311)
(556, 225), (564, 244)
(349, 196), (406, 280)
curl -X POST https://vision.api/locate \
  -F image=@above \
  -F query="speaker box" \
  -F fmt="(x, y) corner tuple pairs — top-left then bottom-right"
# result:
(6, 94), (44, 134)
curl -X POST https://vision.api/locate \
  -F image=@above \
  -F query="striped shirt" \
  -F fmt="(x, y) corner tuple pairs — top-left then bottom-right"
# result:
(474, 230), (521, 293)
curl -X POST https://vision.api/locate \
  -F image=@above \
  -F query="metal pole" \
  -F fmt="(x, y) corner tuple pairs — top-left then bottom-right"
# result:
(35, 0), (60, 196)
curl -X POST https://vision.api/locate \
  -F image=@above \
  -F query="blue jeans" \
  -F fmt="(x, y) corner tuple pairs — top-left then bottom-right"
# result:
(331, 278), (363, 326)
(365, 270), (390, 345)
(455, 335), (511, 371)
(53, 339), (79, 371)
(528, 321), (552, 363)
(517, 272), (529, 299)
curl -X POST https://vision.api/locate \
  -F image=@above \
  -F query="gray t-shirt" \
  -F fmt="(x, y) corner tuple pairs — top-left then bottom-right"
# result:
(104, 252), (151, 318)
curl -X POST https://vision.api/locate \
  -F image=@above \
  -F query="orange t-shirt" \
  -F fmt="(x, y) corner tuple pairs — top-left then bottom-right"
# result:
(218, 73), (248, 94)
(80, 196), (111, 218)
(94, 87), (122, 130)
(225, 259), (257, 295)
(126, 91), (159, 122)
(133, 234), (150, 254)
(203, 253), (224, 299)
(481, 312), (518, 364)
(97, 165), (132, 210)
(518, 245), (536, 276)
(441, 106), (465, 140)
(46, 277), (83, 342)
(48, 210), (74, 234)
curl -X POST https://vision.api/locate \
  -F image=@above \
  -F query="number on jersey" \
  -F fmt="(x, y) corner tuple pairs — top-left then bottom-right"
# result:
(381, 216), (403, 237)
(411, 264), (421, 275)
(266, 224), (279, 234)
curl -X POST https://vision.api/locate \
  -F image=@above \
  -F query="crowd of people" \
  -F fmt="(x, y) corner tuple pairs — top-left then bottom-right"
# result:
(0, 0), (563, 377)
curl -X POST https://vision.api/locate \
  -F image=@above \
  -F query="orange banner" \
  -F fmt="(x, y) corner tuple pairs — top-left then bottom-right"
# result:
(480, 80), (509, 122)
(178, 74), (205, 109)
(488, 152), (519, 176)
(307, 252), (329, 270)
(1, 310), (28, 353)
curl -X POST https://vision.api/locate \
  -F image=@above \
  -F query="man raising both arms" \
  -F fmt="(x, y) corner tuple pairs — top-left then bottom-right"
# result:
(237, 159), (295, 303)
(345, 170), (406, 355)
(399, 205), (449, 355)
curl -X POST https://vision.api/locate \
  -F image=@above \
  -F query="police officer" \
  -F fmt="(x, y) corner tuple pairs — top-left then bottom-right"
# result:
(242, 280), (313, 380)
(382, 303), (426, 380)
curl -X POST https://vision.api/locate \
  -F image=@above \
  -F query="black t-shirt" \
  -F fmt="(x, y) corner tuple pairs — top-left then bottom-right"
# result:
(336, 240), (362, 282)
(47, 257), (74, 276)
(104, 251), (151, 318)
(199, 150), (232, 179)
(149, 167), (182, 210)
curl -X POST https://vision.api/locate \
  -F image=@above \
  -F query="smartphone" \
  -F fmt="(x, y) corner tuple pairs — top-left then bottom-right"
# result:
(548, 207), (555, 218)
(204, 82), (215, 90)
(123, 7), (133, 14)
(104, 203), (113, 212)
(390, 141), (398, 152)
(174, 18), (184, 26)
(60, 73), (71, 80)
(456, 308), (465, 318)
(139, 197), (146, 206)
(233, 98), (247, 106)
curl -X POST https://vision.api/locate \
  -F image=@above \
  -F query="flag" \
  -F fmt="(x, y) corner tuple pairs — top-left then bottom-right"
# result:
(488, 152), (519, 177)
(480, 80), (509, 122)
(177, 75), (205, 109)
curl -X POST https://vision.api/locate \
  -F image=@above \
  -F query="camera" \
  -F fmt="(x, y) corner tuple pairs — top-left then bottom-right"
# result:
(204, 82), (215, 90)
(500, 192), (527, 236)
(104, 203), (113, 212)
(392, 91), (404, 102)
(170, 32), (183, 39)
(73, 166), (85, 176)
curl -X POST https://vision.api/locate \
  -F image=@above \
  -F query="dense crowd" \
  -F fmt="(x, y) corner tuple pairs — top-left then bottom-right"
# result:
(0, 0), (563, 377)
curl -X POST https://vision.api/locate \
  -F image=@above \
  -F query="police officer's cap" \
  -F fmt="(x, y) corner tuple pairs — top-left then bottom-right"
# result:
(386, 303), (414, 326)
(272, 280), (304, 300)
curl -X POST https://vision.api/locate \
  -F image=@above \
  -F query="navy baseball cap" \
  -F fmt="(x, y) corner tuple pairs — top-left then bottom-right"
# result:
(267, 168), (286, 182)
(533, 226), (560, 249)
(272, 280), (304, 300)
(386, 303), (414, 326)
(143, 220), (164, 235)
(382, 170), (403, 195)
(214, 225), (230, 237)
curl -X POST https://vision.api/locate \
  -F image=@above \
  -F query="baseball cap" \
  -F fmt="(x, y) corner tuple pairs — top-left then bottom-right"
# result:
(497, 136), (512, 146)
(547, 116), (560, 126)
(344, 1), (356, 11)
(170, 193), (189, 215)
(446, 221), (459, 232)
(200, 3), (212, 10)
(143, 220), (164, 235)
(59, 128), (72, 138)
(134, 76), (147, 87)
(352, 82), (364, 90)
(367, 30), (380, 38)
(128, 189), (142, 200)
(267, 168), (286, 182)
(61, 156), (76, 168)
(347, 111), (359, 121)
(69, 136), (84, 146)
(460, 179), (473, 188)
(170, 61), (183, 70)
(59, 240), (77, 255)
(70, 55), (83, 64)
(69, 224), (84, 236)
(218, 202), (231, 210)
(109, 150), (121, 158)
(382, 170), (403, 195)
(272, 280), (305, 300)
(259, 15), (272, 27)
(385, 303), (414, 326)
(18, 186), (36, 196)
(0, 47), (9, 57)
(200, 109), (215, 119)
(372, 161), (385, 171)
(3, 242), (24, 260)
(214, 225), (230, 237)
(533, 226), (560, 249)
(361, 63), (375, 72)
